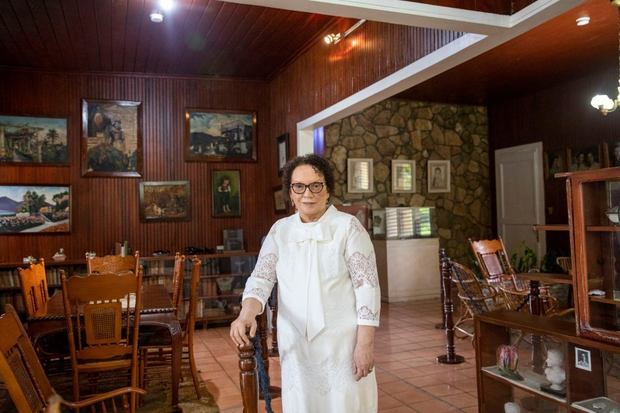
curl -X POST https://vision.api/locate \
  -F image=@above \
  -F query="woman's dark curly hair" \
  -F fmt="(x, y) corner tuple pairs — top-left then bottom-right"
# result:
(282, 154), (334, 201)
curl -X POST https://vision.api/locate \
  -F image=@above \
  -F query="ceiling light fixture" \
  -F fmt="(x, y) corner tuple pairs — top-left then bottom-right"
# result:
(159, 0), (175, 12)
(149, 9), (164, 23)
(324, 19), (367, 45)
(576, 16), (590, 26)
(591, 7), (620, 114)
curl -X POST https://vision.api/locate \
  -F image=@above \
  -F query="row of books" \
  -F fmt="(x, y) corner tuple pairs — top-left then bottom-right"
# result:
(182, 297), (241, 320)
(0, 293), (25, 313)
(0, 267), (75, 288)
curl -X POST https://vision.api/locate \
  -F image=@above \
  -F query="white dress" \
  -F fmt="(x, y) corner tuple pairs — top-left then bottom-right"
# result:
(243, 205), (381, 413)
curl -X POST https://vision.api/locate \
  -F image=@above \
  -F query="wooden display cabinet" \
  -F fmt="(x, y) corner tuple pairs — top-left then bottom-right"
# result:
(561, 167), (620, 344)
(475, 310), (620, 413)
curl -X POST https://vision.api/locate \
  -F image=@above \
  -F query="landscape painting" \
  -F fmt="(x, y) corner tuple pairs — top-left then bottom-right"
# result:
(82, 99), (142, 177)
(185, 109), (257, 162)
(139, 181), (191, 222)
(0, 185), (71, 234)
(0, 115), (68, 165)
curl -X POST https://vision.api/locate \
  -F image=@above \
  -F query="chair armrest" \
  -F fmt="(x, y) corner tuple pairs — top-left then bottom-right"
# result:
(58, 387), (146, 409)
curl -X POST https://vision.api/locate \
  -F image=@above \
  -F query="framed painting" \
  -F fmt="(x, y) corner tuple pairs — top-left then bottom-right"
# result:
(544, 149), (566, 179)
(277, 133), (289, 176)
(273, 185), (287, 213)
(81, 99), (142, 177)
(212, 170), (241, 217)
(392, 159), (416, 193)
(0, 114), (69, 165)
(567, 145), (603, 171)
(372, 209), (386, 238)
(0, 185), (71, 234)
(427, 160), (450, 193)
(347, 158), (374, 193)
(185, 109), (257, 162)
(139, 180), (191, 222)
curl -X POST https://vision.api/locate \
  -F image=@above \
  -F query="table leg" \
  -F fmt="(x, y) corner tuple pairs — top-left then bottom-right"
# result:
(170, 325), (182, 410)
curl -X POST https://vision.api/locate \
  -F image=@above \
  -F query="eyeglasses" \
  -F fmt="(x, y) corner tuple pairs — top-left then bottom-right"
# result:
(290, 182), (325, 194)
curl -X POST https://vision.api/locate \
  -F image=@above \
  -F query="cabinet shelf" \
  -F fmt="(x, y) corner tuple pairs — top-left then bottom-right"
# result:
(589, 296), (620, 306)
(481, 366), (566, 404)
(586, 225), (620, 232)
(532, 224), (569, 231)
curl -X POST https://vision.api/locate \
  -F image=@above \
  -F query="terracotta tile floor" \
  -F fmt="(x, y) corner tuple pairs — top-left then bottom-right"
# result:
(193, 298), (478, 412)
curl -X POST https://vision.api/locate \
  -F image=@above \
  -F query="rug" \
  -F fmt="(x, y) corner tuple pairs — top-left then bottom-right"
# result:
(0, 365), (220, 412)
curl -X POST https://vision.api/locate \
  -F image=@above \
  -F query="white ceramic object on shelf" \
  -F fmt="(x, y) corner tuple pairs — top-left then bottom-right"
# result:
(545, 348), (566, 391)
(52, 248), (66, 262)
(504, 402), (521, 413)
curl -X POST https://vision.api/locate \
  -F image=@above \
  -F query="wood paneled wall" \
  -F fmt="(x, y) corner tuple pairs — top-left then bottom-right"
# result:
(489, 66), (620, 253)
(268, 20), (461, 162)
(0, 69), (272, 262)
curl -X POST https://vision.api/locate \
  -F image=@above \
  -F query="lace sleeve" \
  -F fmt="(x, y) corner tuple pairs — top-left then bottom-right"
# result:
(345, 217), (381, 326)
(242, 226), (278, 312)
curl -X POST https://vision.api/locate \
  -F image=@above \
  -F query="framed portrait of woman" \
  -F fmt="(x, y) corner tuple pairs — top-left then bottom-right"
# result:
(427, 160), (450, 193)
(212, 170), (241, 217)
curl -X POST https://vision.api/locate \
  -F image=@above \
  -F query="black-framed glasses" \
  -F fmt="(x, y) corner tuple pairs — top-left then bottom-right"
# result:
(290, 182), (325, 194)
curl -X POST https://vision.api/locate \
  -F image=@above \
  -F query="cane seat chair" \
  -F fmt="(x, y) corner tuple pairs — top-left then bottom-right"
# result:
(140, 255), (201, 399)
(0, 304), (145, 413)
(450, 262), (504, 339)
(61, 269), (143, 408)
(469, 238), (558, 314)
(87, 251), (140, 275)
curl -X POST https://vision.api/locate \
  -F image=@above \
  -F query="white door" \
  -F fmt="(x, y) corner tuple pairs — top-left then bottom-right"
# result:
(495, 142), (546, 260)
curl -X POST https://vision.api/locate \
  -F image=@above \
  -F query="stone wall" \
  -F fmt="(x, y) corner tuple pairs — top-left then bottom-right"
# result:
(323, 98), (492, 264)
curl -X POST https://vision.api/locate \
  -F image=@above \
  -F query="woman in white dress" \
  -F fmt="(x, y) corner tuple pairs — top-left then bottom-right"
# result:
(230, 154), (381, 412)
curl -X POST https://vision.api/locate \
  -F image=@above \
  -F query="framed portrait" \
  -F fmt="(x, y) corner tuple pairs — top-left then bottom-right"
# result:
(544, 150), (566, 180)
(575, 347), (592, 371)
(277, 133), (289, 176)
(139, 181), (190, 222)
(392, 159), (416, 193)
(0, 185), (71, 234)
(81, 99), (142, 177)
(184, 109), (257, 162)
(347, 158), (374, 194)
(372, 209), (386, 237)
(273, 185), (287, 213)
(427, 160), (450, 193)
(212, 170), (241, 217)
(567, 145), (603, 171)
(0, 114), (69, 165)
(604, 142), (620, 168)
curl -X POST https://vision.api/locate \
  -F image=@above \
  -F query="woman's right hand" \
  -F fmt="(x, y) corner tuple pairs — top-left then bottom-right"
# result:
(229, 315), (257, 346)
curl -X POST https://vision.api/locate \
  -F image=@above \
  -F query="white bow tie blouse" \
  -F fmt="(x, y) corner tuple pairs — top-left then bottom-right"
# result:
(243, 205), (381, 412)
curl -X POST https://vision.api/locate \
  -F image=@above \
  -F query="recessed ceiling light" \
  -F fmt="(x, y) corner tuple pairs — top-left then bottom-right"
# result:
(150, 10), (164, 23)
(576, 16), (590, 26)
(159, 0), (175, 12)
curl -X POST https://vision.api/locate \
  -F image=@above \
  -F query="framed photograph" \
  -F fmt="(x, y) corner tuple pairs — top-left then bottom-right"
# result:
(604, 141), (620, 168)
(347, 158), (374, 193)
(277, 133), (289, 176)
(212, 170), (241, 217)
(273, 185), (287, 213)
(544, 150), (566, 179)
(223, 228), (244, 251)
(567, 145), (603, 171)
(392, 159), (416, 193)
(185, 109), (257, 162)
(81, 99), (142, 177)
(0, 114), (68, 165)
(0, 185), (71, 234)
(427, 160), (450, 193)
(372, 209), (386, 237)
(575, 347), (592, 371)
(139, 180), (190, 222)
(335, 204), (370, 230)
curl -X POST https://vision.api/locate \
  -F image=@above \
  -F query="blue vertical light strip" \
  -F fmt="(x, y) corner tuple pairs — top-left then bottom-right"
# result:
(313, 126), (325, 155)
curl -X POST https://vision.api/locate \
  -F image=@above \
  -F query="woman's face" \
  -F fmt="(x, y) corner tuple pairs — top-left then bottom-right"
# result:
(290, 164), (329, 222)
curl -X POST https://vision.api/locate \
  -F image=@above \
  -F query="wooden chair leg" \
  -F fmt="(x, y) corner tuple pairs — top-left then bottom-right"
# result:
(187, 341), (201, 398)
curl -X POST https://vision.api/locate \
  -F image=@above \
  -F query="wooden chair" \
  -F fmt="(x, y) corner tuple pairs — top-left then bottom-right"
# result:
(170, 252), (185, 317)
(87, 251), (140, 275)
(469, 237), (558, 314)
(17, 258), (48, 318)
(61, 269), (143, 409)
(140, 256), (200, 399)
(450, 262), (504, 339)
(0, 304), (145, 413)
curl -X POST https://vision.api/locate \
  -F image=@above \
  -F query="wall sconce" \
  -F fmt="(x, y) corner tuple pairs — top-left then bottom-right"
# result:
(324, 19), (366, 45)
(149, 0), (175, 23)
(591, 5), (619, 114)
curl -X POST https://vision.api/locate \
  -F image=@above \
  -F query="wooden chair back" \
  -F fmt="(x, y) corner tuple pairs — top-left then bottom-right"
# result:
(450, 262), (503, 315)
(0, 304), (55, 413)
(87, 251), (140, 275)
(18, 259), (49, 318)
(171, 253), (186, 317)
(185, 256), (201, 341)
(61, 269), (143, 405)
(469, 238), (524, 291)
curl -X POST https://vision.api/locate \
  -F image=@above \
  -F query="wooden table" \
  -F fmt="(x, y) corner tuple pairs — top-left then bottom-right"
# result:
(27, 284), (182, 410)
